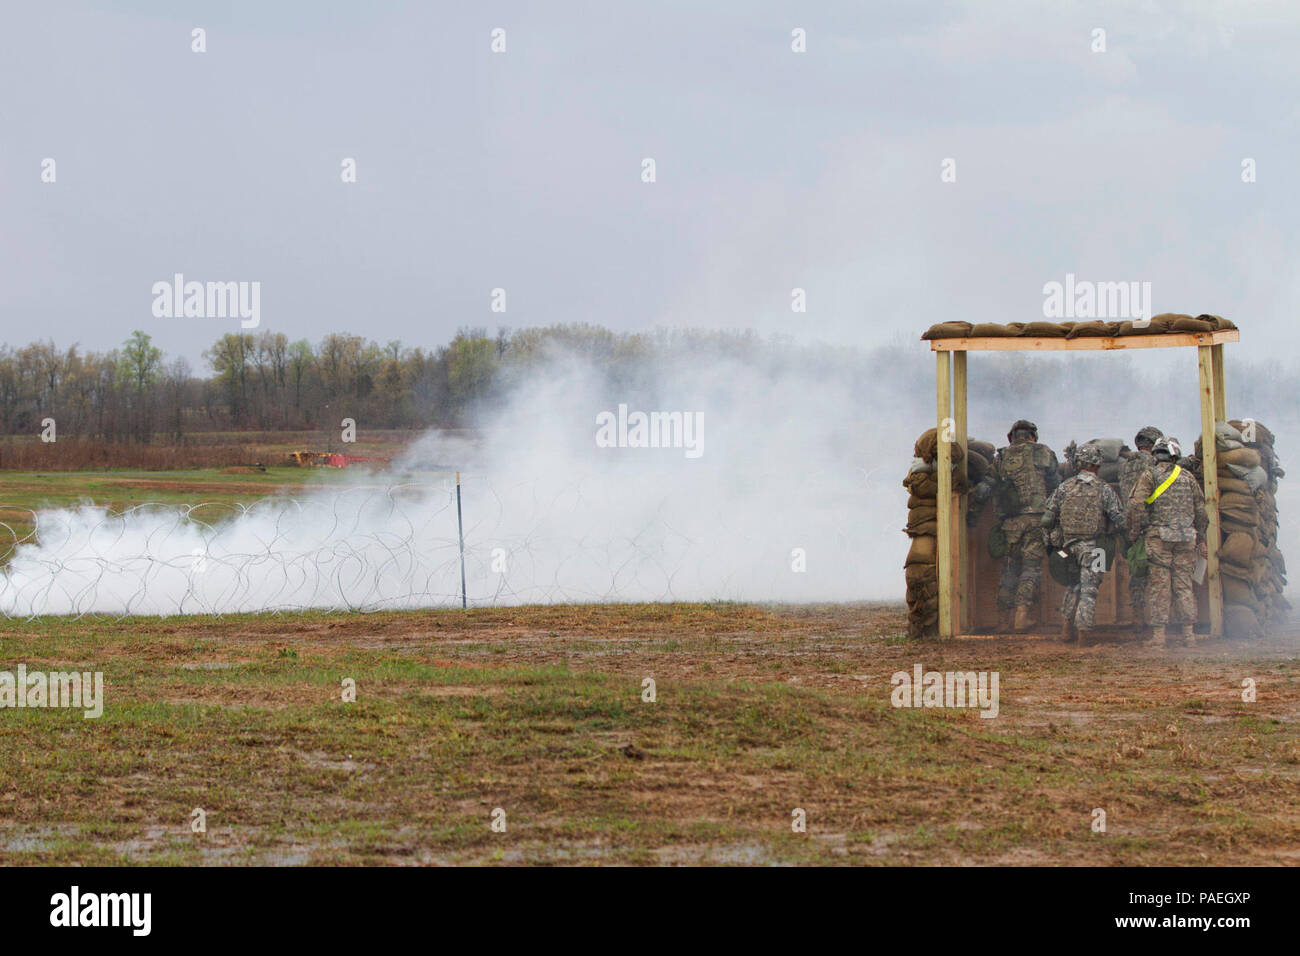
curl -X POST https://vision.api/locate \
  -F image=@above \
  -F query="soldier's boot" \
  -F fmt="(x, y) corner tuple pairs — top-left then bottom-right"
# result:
(1076, 627), (1095, 648)
(1013, 605), (1033, 633)
(1059, 618), (1077, 643)
(1180, 623), (1196, 646)
(997, 608), (1014, 632)
(1144, 625), (1166, 649)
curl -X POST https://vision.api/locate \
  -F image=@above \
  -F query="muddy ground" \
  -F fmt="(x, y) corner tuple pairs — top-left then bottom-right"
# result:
(0, 602), (1296, 865)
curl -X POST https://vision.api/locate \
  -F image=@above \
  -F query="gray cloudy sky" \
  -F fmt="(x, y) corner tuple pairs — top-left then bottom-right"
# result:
(2, 0), (1298, 369)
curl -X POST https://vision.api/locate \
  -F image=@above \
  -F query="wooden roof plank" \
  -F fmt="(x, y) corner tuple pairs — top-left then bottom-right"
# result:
(928, 330), (1239, 351)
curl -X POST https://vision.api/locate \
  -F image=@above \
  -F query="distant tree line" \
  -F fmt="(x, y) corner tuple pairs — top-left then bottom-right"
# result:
(0, 324), (779, 442)
(2, 323), (1296, 448)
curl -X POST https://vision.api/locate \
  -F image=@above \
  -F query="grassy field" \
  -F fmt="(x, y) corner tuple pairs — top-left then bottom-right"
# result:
(1, 468), (1297, 865)
(0, 603), (1296, 865)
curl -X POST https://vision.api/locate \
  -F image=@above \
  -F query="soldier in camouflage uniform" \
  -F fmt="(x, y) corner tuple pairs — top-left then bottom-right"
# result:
(1041, 444), (1126, 645)
(1127, 437), (1208, 648)
(1119, 426), (1163, 627)
(992, 420), (1060, 631)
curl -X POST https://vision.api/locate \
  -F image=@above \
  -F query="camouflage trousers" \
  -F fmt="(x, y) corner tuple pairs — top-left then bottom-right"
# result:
(1128, 573), (1148, 621)
(997, 514), (1045, 610)
(1144, 533), (1196, 626)
(1128, 521), (1148, 620)
(1061, 539), (1105, 630)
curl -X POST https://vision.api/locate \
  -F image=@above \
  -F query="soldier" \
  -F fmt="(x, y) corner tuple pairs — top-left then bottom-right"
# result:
(1041, 444), (1126, 645)
(1119, 426), (1163, 627)
(1127, 437), (1208, 648)
(992, 420), (1060, 631)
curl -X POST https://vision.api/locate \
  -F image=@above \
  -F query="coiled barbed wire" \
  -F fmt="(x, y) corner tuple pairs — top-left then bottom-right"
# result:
(0, 470), (886, 619)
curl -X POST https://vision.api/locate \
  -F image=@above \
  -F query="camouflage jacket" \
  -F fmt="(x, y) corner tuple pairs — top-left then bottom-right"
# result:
(1127, 461), (1207, 543)
(1119, 450), (1156, 505)
(993, 441), (1060, 517)
(1041, 472), (1124, 544)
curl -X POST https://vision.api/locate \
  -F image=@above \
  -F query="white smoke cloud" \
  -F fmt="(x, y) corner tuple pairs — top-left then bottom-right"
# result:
(1, 341), (1295, 617)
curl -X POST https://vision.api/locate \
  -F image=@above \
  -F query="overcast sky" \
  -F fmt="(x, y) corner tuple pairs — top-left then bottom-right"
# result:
(2, 0), (1298, 369)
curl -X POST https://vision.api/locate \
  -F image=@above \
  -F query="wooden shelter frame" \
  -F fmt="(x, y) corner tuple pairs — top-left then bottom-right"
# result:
(930, 329), (1240, 639)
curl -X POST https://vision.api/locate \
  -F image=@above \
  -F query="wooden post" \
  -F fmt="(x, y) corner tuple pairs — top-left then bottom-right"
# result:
(936, 351), (953, 639)
(1198, 346), (1224, 638)
(953, 350), (969, 633)
(1211, 343), (1227, 420)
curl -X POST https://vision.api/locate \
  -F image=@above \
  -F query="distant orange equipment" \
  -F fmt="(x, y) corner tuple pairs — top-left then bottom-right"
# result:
(286, 451), (391, 469)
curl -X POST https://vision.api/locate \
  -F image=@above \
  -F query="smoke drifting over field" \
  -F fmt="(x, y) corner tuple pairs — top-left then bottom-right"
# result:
(2, 338), (1297, 616)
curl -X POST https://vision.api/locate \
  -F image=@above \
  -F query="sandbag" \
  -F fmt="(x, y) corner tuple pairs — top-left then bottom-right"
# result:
(1196, 314), (1236, 331)
(1080, 437), (1126, 462)
(1219, 490), (1259, 514)
(1216, 421), (1245, 446)
(906, 535), (937, 566)
(905, 472), (938, 498)
(909, 504), (938, 524)
(1022, 321), (1069, 337)
(1220, 518), (1258, 537)
(914, 428), (964, 464)
(907, 585), (939, 605)
(1250, 557), (1272, 586)
(1215, 475), (1251, 496)
(922, 321), (973, 340)
(967, 449), (990, 483)
(1220, 532), (1255, 568)
(1170, 316), (1216, 332)
(970, 323), (1017, 337)
(969, 440), (996, 461)
(1220, 560), (1252, 582)
(1221, 447), (1261, 469)
(1229, 418), (1273, 447)
(1221, 505), (1260, 526)
(1115, 317), (1170, 335)
(1225, 462), (1268, 492)
(1222, 576), (1261, 611)
(1223, 604), (1262, 640)
(1066, 320), (1119, 338)
(905, 563), (936, 587)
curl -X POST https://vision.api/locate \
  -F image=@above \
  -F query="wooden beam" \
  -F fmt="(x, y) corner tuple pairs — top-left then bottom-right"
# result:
(953, 350), (969, 633)
(1198, 345), (1224, 638)
(936, 351), (953, 639)
(930, 330), (1238, 351)
(1211, 343), (1227, 420)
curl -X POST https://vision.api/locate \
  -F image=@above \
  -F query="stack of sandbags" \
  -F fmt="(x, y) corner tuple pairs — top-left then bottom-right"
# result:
(903, 428), (973, 639)
(921, 314), (1237, 339)
(1229, 420), (1288, 628)
(1195, 420), (1287, 638)
(1064, 437), (1129, 484)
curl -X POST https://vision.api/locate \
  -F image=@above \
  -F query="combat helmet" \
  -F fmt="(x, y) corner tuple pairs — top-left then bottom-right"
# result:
(1134, 425), (1163, 449)
(1153, 437), (1181, 461)
(1075, 444), (1104, 468)
(1007, 419), (1038, 443)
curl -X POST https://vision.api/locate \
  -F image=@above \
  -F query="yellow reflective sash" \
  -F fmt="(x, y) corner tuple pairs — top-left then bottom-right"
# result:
(1145, 464), (1181, 504)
